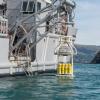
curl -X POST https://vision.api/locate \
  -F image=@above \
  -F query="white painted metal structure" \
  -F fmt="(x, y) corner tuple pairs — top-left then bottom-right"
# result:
(0, 0), (77, 76)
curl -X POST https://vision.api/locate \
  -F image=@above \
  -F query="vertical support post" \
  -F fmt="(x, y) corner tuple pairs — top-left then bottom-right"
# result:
(0, 20), (1, 33)
(9, 66), (13, 75)
(43, 36), (49, 71)
(71, 37), (74, 77)
(71, 51), (74, 77)
(1, 20), (2, 34)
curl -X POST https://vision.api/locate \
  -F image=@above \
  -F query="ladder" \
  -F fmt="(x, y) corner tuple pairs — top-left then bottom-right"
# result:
(9, 44), (33, 76)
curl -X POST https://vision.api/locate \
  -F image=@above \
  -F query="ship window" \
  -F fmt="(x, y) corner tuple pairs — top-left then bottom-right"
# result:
(21, 1), (35, 14)
(22, 1), (28, 12)
(37, 2), (41, 11)
(28, 1), (35, 12)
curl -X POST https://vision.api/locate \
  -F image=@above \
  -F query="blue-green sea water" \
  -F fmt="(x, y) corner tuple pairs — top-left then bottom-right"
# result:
(0, 64), (100, 100)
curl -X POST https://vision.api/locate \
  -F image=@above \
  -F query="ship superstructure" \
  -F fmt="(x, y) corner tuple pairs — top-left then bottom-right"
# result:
(0, 0), (77, 77)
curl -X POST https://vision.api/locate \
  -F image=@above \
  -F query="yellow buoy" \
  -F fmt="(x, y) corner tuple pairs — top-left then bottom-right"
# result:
(67, 64), (69, 74)
(65, 64), (68, 74)
(69, 64), (73, 74)
(61, 64), (65, 74)
(57, 63), (73, 76)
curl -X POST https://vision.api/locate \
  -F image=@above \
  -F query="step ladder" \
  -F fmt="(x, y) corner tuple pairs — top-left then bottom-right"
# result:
(9, 45), (33, 76)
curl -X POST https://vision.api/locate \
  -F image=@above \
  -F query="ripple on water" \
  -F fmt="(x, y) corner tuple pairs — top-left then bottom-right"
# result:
(0, 64), (100, 100)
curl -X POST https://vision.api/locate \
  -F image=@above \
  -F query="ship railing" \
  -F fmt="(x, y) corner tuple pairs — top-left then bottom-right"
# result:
(0, 16), (8, 35)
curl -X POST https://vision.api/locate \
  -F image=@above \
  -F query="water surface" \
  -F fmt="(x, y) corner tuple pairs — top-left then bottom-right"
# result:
(0, 64), (100, 100)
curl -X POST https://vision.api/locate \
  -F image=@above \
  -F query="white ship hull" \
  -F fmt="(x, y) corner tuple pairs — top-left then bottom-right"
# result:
(0, 0), (77, 77)
(0, 34), (59, 76)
